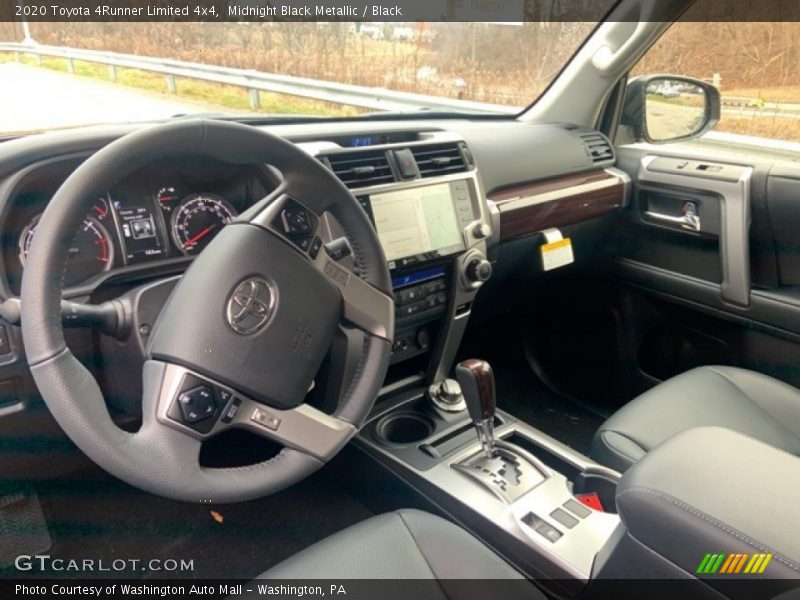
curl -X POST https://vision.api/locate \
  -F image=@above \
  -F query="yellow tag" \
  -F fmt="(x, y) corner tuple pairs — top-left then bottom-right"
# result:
(541, 237), (574, 271)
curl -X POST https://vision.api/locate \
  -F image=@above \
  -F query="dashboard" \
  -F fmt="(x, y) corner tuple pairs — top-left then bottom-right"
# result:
(1, 156), (273, 294)
(0, 117), (625, 480)
(0, 123), (625, 372)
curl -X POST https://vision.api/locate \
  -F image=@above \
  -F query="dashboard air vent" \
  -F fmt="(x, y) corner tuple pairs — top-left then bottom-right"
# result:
(578, 131), (615, 165)
(410, 143), (468, 178)
(324, 150), (395, 188)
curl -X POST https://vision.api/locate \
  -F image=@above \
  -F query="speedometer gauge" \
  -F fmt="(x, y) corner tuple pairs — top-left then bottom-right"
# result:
(171, 193), (237, 255)
(19, 214), (114, 287)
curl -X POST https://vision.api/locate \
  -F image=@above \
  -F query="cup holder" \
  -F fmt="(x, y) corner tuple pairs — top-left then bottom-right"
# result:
(373, 412), (435, 447)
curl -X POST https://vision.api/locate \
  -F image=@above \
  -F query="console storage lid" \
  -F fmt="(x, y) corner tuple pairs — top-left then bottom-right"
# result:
(616, 427), (800, 583)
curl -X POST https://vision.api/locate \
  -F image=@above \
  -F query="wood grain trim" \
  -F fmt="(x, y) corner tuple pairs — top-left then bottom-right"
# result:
(491, 170), (626, 243)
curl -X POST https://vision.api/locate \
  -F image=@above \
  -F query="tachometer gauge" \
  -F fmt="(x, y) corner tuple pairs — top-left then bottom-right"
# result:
(19, 214), (114, 286)
(171, 193), (237, 255)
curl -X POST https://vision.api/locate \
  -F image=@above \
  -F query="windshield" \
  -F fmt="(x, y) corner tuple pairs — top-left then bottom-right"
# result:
(0, 20), (605, 134)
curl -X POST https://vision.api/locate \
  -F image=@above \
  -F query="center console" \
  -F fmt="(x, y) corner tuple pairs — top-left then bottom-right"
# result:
(355, 173), (489, 367)
(358, 359), (622, 597)
(305, 131), (497, 389)
(307, 131), (623, 596)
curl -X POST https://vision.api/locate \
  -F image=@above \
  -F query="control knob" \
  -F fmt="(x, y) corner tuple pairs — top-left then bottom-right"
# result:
(472, 223), (491, 239)
(466, 257), (493, 283)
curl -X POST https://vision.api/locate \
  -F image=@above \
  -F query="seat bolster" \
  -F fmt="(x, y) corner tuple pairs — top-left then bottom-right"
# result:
(590, 430), (647, 473)
(707, 366), (800, 439)
(590, 366), (800, 472)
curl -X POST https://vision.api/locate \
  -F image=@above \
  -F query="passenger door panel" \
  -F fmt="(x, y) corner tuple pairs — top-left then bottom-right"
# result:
(605, 144), (800, 394)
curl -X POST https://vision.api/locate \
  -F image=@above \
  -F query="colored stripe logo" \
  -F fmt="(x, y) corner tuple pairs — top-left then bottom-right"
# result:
(696, 553), (772, 574)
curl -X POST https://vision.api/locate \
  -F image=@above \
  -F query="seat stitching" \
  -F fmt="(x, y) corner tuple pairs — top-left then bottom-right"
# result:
(618, 485), (800, 574)
(395, 510), (447, 590)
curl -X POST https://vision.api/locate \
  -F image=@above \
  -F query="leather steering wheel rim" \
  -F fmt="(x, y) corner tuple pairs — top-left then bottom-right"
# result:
(21, 120), (393, 503)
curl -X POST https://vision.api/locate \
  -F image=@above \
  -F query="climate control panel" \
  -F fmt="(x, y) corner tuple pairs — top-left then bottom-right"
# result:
(390, 266), (450, 362)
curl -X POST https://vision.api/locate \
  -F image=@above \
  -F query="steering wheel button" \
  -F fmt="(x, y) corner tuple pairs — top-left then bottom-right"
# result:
(334, 270), (350, 285)
(252, 408), (281, 430)
(281, 208), (312, 236)
(296, 237), (313, 251)
(221, 397), (241, 424)
(178, 385), (217, 424)
(309, 237), (323, 259)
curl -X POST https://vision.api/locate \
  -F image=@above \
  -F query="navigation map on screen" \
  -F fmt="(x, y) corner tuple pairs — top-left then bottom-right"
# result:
(369, 182), (465, 262)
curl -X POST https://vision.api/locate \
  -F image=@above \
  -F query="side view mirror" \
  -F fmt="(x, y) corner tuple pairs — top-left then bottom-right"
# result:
(621, 75), (721, 144)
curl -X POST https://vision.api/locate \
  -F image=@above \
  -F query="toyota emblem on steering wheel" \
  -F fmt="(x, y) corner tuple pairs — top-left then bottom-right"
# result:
(226, 277), (276, 335)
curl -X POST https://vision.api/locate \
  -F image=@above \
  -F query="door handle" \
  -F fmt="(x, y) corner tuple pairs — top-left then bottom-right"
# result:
(645, 202), (701, 232)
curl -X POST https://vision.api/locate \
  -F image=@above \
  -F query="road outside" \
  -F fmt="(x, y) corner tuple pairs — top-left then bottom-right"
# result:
(646, 98), (706, 140)
(0, 62), (238, 133)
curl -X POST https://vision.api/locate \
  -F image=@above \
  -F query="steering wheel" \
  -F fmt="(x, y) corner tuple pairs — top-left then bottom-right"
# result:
(20, 120), (394, 503)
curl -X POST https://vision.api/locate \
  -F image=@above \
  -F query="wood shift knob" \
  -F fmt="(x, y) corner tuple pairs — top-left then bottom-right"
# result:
(455, 359), (496, 422)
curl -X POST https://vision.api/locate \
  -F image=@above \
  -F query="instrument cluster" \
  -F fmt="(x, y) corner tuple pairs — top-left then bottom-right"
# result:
(3, 158), (273, 294)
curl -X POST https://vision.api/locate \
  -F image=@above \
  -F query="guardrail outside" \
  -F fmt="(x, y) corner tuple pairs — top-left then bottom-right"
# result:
(0, 41), (519, 115)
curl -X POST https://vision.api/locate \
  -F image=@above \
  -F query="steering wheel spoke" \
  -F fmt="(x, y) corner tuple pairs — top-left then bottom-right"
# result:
(247, 191), (394, 341)
(311, 252), (394, 341)
(151, 361), (355, 462)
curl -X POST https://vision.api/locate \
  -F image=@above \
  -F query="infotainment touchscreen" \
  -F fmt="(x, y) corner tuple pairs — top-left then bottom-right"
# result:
(368, 182), (466, 262)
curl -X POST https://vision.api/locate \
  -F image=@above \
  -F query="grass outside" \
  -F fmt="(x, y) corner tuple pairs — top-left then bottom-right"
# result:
(0, 51), (362, 118)
(724, 86), (800, 105)
(716, 114), (800, 143)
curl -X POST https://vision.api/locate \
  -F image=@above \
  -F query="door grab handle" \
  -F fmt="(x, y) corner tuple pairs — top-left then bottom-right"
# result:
(645, 206), (701, 232)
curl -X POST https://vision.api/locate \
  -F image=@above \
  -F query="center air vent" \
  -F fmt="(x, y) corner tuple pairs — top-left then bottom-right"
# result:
(577, 130), (615, 165)
(324, 150), (395, 188)
(410, 143), (468, 178)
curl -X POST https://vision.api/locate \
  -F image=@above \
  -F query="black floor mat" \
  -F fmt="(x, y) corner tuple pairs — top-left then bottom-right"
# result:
(458, 321), (605, 456)
(2, 463), (373, 580)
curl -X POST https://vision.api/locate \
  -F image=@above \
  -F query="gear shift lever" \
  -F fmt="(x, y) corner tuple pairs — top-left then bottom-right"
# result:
(453, 359), (549, 503)
(456, 359), (497, 458)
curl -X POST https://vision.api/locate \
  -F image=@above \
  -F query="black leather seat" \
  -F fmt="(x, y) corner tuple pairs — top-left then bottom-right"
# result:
(591, 366), (800, 472)
(258, 509), (542, 598)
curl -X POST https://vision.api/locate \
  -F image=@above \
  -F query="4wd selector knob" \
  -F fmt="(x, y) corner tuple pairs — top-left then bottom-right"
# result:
(467, 257), (493, 283)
